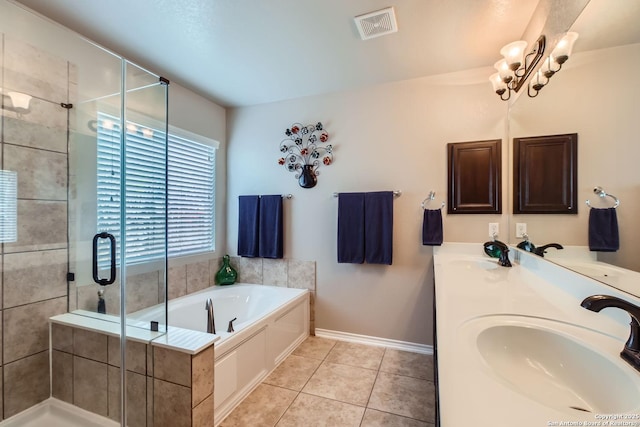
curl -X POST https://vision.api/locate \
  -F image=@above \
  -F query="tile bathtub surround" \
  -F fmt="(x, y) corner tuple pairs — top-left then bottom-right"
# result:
(221, 336), (436, 426)
(50, 323), (215, 427)
(228, 257), (317, 334)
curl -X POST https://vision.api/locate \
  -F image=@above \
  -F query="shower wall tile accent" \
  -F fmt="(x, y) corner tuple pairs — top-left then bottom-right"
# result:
(3, 249), (67, 308)
(1, 33), (73, 421)
(3, 36), (69, 102)
(3, 296), (66, 363)
(3, 350), (50, 418)
(50, 323), (215, 427)
(4, 200), (68, 254)
(51, 350), (73, 403)
(4, 143), (67, 200)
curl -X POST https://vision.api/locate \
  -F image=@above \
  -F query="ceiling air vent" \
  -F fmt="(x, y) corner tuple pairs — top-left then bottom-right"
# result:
(354, 6), (398, 40)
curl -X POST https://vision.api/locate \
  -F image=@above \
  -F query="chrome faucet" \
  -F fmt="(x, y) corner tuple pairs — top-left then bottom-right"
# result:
(205, 298), (216, 334)
(581, 295), (640, 372)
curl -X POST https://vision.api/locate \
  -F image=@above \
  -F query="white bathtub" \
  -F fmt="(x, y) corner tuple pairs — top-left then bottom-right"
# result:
(133, 283), (310, 425)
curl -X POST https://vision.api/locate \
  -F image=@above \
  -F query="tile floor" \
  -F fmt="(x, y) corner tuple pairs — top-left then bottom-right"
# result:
(220, 336), (436, 426)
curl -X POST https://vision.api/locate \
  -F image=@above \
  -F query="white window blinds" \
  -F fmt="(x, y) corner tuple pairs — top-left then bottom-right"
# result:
(97, 112), (216, 266)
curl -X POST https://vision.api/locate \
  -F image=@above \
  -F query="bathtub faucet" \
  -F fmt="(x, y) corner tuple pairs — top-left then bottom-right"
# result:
(205, 298), (216, 334)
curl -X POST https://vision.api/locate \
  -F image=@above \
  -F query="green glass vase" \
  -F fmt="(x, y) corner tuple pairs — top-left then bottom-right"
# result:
(215, 255), (237, 286)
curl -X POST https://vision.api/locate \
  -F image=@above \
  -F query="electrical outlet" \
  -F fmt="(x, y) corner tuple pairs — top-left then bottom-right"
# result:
(516, 223), (527, 238)
(488, 223), (499, 238)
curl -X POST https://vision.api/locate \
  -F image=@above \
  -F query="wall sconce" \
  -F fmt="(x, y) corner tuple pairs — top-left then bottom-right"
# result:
(490, 35), (546, 101)
(0, 88), (33, 115)
(0, 170), (18, 243)
(528, 32), (579, 97)
(278, 122), (332, 189)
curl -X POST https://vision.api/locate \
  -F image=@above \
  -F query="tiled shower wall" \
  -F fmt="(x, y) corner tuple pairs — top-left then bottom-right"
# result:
(0, 34), (72, 419)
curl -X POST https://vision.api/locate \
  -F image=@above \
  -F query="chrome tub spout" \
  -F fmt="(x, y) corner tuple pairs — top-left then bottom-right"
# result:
(205, 298), (216, 334)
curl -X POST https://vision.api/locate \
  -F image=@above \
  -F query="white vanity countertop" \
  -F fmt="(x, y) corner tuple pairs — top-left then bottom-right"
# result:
(434, 243), (640, 427)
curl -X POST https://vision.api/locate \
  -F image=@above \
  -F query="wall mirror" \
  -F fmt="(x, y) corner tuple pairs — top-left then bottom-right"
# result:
(507, 0), (640, 297)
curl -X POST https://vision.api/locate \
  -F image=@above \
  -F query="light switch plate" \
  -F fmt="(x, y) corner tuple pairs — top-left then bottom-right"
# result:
(516, 223), (527, 238)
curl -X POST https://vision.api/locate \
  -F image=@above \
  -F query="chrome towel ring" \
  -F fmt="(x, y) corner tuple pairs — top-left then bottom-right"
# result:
(421, 191), (445, 210)
(585, 186), (620, 209)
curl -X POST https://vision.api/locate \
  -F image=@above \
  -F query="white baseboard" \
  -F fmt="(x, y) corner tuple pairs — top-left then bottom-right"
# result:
(314, 328), (433, 355)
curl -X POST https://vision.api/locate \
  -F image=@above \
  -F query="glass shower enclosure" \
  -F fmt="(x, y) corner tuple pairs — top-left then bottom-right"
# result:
(0, 1), (168, 425)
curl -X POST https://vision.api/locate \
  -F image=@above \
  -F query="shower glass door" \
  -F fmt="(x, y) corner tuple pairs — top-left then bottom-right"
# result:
(69, 60), (169, 425)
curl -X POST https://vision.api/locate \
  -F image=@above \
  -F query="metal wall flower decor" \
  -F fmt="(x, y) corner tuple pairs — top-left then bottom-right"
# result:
(278, 122), (333, 189)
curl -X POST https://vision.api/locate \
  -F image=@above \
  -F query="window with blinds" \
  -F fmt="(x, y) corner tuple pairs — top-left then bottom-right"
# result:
(97, 112), (216, 267)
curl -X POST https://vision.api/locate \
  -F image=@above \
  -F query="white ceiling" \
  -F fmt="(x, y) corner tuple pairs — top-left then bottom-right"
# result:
(12, 0), (640, 108)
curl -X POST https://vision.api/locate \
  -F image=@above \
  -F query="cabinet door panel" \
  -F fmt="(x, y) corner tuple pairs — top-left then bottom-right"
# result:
(447, 139), (501, 214)
(513, 133), (577, 214)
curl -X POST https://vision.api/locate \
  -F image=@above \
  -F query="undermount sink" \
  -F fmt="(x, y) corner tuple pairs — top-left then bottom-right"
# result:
(460, 316), (640, 415)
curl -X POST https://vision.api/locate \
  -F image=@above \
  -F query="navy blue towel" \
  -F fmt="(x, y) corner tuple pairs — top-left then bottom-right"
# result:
(238, 195), (260, 257)
(589, 207), (619, 252)
(337, 193), (365, 263)
(422, 209), (443, 246)
(365, 191), (394, 265)
(258, 195), (284, 259)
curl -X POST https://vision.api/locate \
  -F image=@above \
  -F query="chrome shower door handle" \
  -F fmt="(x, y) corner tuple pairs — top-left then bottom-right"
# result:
(92, 232), (116, 286)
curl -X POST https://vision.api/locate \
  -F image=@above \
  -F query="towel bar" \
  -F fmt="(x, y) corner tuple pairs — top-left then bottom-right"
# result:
(332, 190), (401, 198)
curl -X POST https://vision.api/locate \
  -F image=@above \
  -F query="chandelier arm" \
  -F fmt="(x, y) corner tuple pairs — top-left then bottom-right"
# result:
(512, 35), (546, 93)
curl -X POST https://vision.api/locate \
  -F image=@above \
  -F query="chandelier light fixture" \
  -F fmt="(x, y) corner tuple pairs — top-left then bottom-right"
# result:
(490, 32), (579, 101)
(490, 35), (546, 101)
(528, 32), (579, 97)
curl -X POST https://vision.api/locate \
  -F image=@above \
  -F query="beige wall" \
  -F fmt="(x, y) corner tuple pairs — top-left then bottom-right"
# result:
(227, 72), (508, 345)
(509, 43), (640, 272)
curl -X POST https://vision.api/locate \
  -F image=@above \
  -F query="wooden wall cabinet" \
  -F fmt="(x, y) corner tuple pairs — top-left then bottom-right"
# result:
(447, 139), (501, 214)
(513, 133), (577, 214)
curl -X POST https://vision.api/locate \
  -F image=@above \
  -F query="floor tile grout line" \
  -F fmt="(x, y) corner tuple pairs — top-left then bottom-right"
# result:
(359, 346), (386, 427)
(272, 337), (338, 426)
(231, 337), (437, 426)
